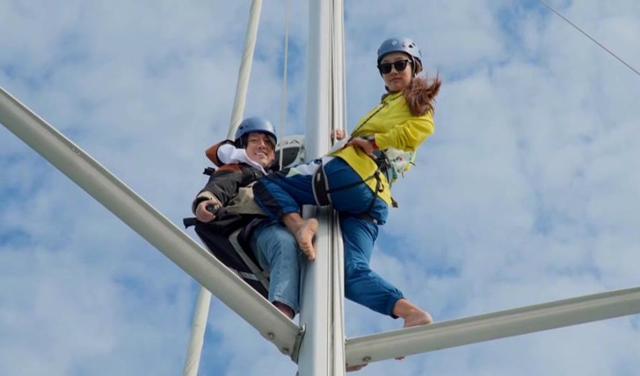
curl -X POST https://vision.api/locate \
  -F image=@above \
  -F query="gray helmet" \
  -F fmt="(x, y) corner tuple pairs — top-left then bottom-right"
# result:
(234, 117), (277, 148)
(377, 37), (423, 74)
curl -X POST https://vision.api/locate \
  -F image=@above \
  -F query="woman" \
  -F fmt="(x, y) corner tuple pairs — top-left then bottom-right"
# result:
(253, 37), (441, 327)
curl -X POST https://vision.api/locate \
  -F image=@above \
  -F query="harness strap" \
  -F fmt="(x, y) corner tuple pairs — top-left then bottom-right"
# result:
(311, 156), (390, 218)
(183, 217), (198, 228)
(312, 161), (332, 206)
(228, 229), (270, 290)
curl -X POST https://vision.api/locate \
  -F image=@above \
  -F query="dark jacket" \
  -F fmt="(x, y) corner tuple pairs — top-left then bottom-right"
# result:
(192, 162), (271, 235)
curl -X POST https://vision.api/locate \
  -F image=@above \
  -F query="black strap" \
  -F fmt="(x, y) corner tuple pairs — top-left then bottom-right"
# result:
(311, 157), (386, 219)
(183, 217), (198, 228)
(312, 163), (331, 206)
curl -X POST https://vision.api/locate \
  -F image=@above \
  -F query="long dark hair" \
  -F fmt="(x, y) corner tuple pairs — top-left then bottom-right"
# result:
(403, 74), (441, 116)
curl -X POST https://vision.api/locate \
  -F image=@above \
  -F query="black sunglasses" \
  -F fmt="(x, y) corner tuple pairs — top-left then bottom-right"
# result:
(377, 59), (412, 74)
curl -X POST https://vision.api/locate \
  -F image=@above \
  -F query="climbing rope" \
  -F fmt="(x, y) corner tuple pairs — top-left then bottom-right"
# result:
(538, 0), (640, 77)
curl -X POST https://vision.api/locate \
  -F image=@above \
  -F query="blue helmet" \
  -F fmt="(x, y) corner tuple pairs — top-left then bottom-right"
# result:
(377, 37), (423, 74)
(234, 117), (277, 148)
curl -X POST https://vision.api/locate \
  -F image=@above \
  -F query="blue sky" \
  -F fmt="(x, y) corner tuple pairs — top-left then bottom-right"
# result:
(2, 1), (640, 375)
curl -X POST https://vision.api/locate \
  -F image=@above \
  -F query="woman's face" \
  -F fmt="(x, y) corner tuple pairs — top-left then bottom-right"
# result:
(379, 52), (413, 93)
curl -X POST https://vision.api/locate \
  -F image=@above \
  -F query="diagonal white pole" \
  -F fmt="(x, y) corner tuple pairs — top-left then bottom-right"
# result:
(0, 85), (301, 359)
(183, 287), (212, 376)
(184, 1), (264, 375)
(227, 0), (264, 139)
(297, 0), (346, 375)
(345, 287), (640, 367)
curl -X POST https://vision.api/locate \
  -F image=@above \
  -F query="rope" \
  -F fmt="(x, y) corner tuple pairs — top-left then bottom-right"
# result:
(278, 0), (291, 170)
(538, 0), (640, 78)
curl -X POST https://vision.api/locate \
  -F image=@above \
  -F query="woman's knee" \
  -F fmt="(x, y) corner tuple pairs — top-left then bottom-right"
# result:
(345, 261), (373, 281)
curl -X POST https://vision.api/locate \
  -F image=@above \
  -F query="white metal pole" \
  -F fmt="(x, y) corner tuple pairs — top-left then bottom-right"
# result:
(0, 86), (301, 358)
(297, 0), (346, 375)
(329, 1), (347, 373)
(184, 1), (264, 374)
(330, 211), (346, 375)
(227, 0), (263, 139)
(182, 287), (212, 376)
(345, 287), (640, 367)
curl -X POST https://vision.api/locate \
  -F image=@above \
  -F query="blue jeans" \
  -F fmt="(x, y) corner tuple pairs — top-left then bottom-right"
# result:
(251, 222), (303, 313)
(341, 215), (404, 317)
(253, 158), (388, 223)
(253, 158), (403, 317)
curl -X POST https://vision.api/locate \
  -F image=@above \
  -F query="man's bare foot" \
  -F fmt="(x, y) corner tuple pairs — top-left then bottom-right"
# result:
(346, 363), (367, 372)
(294, 218), (318, 261)
(274, 301), (295, 319)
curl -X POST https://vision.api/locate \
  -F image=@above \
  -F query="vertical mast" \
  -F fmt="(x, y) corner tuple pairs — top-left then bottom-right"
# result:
(297, 0), (346, 375)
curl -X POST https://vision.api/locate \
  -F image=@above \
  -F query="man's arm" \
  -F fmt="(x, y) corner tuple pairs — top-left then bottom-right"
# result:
(205, 140), (235, 167)
(192, 166), (246, 222)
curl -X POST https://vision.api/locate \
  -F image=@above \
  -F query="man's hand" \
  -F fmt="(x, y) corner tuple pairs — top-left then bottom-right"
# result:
(195, 199), (221, 223)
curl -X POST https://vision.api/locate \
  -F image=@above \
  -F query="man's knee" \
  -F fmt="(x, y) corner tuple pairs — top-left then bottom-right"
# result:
(260, 226), (298, 255)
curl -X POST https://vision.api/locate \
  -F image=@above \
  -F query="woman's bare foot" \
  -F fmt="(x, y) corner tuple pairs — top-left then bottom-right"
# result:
(294, 218), (319, 261)
(402, 309), (433, 328)
(392, 299), (433, 360)
(393, 299), (433, 328)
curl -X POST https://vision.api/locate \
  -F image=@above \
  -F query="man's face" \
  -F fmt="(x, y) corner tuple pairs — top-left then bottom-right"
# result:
(245, 132), (276, 168)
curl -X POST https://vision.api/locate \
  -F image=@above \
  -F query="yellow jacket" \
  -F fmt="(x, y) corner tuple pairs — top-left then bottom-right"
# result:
(331, 92), (435, 205)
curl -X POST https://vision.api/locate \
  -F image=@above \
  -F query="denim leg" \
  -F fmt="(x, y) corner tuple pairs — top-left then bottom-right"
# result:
(253, 174), (317, 220)
(251, 223), (302, 313)
(324, 158), (389, 224)
(341, 215), (404, 317)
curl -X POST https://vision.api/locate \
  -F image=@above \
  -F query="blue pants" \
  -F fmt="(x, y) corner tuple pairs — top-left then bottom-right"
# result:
(251, 222), (303, 313)
(253, 158), (404, 317)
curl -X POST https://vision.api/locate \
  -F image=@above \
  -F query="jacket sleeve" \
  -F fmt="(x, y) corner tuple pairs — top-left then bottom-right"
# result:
(374, 112), (435, 152)
(191, 166), (244, 214)
(205, 140), (235, 166)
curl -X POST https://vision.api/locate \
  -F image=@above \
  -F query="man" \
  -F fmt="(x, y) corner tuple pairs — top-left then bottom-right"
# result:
(192, 117), (303, 319)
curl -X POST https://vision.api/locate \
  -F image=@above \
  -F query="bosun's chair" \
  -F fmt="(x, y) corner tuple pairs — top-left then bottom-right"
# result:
(183, 135), (306, 298)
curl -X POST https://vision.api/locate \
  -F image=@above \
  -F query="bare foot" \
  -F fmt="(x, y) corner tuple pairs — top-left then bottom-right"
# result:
(274, 301), (295, 319)
(403, 309), (433, 328)
(294, 218), (318, 261)
(346, 363), (367, 372)
(393, 299), (433, 360)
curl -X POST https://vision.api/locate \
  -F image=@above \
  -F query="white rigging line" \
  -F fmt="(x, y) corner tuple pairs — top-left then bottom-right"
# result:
(278, 0), (291, 170)
(538, 0), (640, 77)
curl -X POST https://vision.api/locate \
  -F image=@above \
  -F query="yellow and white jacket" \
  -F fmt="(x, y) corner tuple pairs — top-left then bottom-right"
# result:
(331, 92), (435, 206)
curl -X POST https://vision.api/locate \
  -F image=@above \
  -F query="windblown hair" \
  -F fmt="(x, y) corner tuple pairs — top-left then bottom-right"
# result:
(403, 75), (441, 116)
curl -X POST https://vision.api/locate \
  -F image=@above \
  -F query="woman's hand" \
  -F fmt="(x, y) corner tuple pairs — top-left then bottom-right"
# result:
(195, 199), (221, 222)
(332, 129), (346, 141)
(348, 137), (376, 156)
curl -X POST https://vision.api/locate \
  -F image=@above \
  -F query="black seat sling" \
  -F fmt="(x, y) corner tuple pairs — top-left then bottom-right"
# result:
(183, 168), (270, 298)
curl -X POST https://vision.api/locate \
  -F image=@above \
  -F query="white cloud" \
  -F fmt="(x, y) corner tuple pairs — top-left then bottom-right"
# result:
(2, 0), (640, 375)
